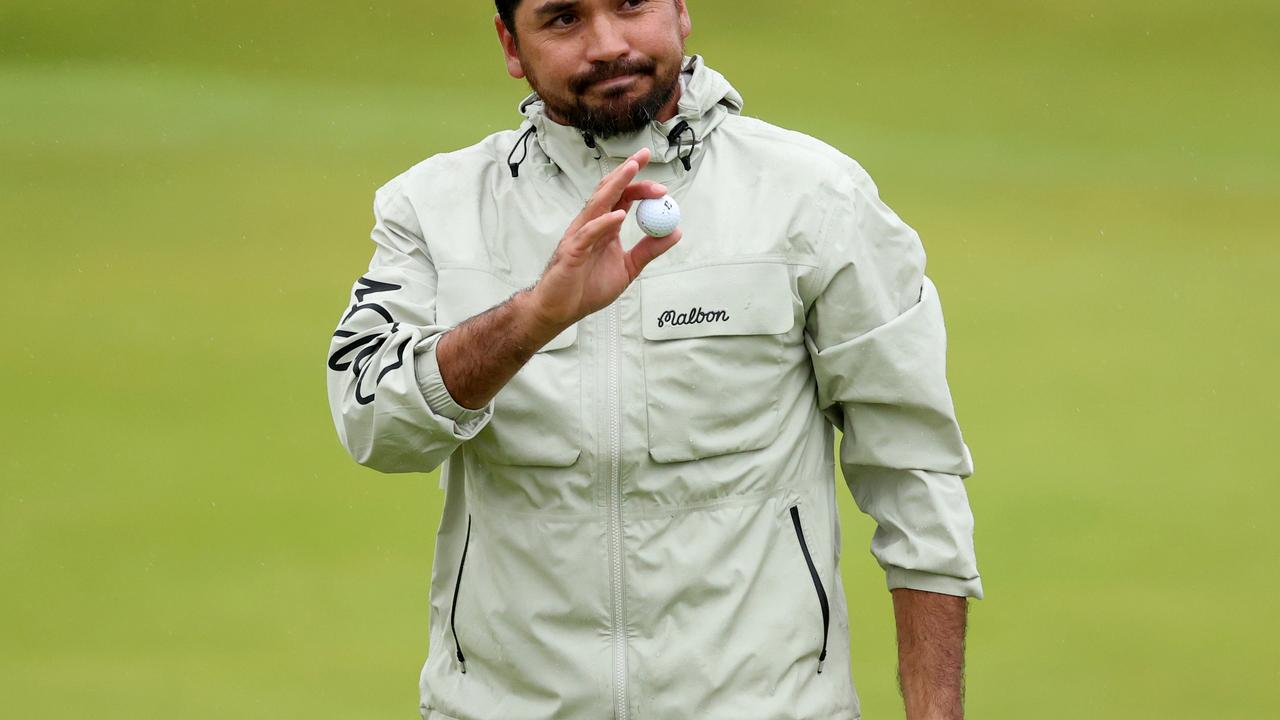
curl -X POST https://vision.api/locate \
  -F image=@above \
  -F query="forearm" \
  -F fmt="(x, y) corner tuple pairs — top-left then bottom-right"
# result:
(435, 288), (567, 410)
(892, 587), (969, 720)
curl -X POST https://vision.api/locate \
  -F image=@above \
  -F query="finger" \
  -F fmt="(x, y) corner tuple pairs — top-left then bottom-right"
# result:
(618, 181), (668, 204)
(629, 146), (652, 171)
(565, 170), (631, 237)
(581, 147), (653, 220)
(565, 149), (655, 236)
(570, 209), (627, 255)
(612, 181), (668, 214)
(581, 160), (640, 219)
(626, 227), (683, 278)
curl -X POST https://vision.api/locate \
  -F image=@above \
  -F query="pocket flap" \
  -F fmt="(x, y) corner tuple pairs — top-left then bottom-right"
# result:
(437, 267), (577, 352)
(640, 261), (795, 341)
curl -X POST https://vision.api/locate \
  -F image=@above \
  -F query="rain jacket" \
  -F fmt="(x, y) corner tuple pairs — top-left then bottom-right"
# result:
(326, 55), (983, 720)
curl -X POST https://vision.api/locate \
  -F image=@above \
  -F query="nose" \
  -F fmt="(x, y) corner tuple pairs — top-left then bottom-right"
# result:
(583, 15), (630, 64)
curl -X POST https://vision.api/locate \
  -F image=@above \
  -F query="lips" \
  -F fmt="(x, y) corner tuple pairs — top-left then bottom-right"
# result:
(592, 73), (640, 90)
(571, 60), (657, 94)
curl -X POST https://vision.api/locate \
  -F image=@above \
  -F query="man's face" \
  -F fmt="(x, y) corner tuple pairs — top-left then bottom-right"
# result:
(497, 0), (692, 139)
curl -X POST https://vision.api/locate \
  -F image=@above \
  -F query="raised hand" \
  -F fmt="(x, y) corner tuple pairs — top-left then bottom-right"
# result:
(530, 147), (683, 330)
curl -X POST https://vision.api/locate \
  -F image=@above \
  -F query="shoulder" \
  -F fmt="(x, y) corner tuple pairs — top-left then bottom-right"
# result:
(373, 128), (525, 203)
(716, 114), (878, 199)
(718, 115), (902, 279)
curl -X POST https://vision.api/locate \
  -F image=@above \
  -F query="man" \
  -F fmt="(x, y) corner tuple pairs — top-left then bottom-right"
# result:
(326, 1), (983, 718)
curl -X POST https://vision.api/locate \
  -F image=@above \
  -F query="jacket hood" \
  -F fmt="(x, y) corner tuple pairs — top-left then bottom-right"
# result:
(509, 54), (743, 185)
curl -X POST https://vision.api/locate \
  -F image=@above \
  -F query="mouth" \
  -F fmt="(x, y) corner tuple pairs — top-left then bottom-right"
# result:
(590, 73), (642, 91)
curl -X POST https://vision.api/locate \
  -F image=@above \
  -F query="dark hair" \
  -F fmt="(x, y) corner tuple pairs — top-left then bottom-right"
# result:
(495, 0), (520, 36)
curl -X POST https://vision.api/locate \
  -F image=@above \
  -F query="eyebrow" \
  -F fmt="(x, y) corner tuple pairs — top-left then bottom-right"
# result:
(530, 0), (581, 21)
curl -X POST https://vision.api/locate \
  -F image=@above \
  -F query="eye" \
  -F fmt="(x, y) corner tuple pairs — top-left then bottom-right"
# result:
(550, 13), (577, 27)
(622, 0), (646, 8)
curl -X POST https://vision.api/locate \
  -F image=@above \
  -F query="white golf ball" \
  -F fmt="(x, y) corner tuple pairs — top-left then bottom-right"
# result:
(636, 195), (681, 237)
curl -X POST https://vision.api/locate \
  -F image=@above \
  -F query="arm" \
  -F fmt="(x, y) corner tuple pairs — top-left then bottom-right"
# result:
(432, 289), (563, 411)
(893, 588), (968, 720)
(435, 146), (680, 410)
(330, 148), (677, 469)
(325, 179), (494, 474)
(330, 147), (675, 471)
(802, 164), (983, 713)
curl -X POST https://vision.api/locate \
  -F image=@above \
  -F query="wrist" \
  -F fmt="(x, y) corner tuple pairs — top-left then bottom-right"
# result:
(512, 286), (571, 347)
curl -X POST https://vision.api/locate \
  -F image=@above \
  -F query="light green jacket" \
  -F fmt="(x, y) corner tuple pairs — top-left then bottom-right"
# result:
(326, 55), (982, 720)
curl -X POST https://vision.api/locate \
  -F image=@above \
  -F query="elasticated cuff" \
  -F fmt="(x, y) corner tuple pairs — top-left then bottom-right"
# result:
(413, 335), (494, 433)
(886, 566), (985, 600)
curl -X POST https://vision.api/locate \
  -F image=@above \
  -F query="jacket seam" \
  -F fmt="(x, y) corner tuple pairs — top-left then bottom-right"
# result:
(434, 262), (539, 289)
(627, 485), (794, 520)
(465, 483), (797, 521)
(639, 253), (819, 278)
(810, 186), (845, 298)
(464, 494), (603, 522)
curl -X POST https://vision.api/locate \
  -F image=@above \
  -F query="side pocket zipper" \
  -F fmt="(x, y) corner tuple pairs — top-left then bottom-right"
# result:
(449, 513), (473, 674)
(789, 504), (830, 674)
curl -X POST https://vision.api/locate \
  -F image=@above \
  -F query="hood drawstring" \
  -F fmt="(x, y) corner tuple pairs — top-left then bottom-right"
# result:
(510, 121), (697, 178)
(667, 120), (696, 171)
(507, 124), (537, 178)
(581, 130), (602, 160)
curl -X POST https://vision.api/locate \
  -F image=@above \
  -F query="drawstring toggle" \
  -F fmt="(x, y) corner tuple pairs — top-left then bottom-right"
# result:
(507, 125), (537, 178)
(666, 120), (696, 171)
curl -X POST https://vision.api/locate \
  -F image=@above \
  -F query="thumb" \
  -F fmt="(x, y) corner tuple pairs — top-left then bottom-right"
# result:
(626, 229), (682, 279)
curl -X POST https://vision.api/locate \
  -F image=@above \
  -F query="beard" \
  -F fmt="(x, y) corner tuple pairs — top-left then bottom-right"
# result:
(526, 55), (683, 140)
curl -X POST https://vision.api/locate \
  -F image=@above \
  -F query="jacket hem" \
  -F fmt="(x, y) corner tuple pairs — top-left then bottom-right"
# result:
(886, 565), (984, 599)
(420, 706), (462, 720)
(421, 705), (859, 720)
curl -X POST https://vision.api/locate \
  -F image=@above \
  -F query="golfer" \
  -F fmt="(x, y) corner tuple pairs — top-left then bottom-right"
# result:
(326, 1), (983, 718)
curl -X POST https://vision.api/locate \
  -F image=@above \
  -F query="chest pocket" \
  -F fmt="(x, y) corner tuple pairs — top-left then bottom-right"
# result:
(436, 267), (582, 467)
(639, 260), (796, 463)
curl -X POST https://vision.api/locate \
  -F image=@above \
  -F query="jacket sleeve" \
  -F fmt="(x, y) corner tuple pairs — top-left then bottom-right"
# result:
(803, 166), (984, 599)
(326, 179), (494, 474)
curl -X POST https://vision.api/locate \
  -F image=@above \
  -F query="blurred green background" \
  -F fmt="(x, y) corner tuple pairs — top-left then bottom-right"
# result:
(3, 0), (1277, 717)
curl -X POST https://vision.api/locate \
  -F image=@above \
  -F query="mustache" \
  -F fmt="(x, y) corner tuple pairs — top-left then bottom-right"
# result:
(570, 58), (657, 94)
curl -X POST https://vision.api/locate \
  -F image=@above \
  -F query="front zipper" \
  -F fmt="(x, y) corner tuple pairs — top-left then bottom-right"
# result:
(789, 504), (830, 673)
(450, 513), (473, 674)
(590, 153), (630, 720)
(607, 300), (629, 719)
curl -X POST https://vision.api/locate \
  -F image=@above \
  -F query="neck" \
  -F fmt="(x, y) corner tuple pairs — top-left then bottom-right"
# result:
(652, 82), (682, 123)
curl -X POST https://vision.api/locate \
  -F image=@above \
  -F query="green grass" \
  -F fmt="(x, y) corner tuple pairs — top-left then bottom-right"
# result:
(3, 1), (1278, 717)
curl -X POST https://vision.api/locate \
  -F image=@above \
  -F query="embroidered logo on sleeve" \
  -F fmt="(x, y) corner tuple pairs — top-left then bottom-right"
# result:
(656, 306), (730, 328)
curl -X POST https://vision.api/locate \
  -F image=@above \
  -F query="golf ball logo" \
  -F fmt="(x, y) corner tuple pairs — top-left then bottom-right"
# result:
(636, 194), (681, 237)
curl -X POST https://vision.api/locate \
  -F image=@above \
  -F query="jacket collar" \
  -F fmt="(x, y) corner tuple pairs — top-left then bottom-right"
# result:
(511, 55), (743, 191)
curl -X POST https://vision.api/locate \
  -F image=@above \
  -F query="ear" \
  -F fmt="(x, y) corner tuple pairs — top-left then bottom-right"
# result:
(676, 0), (692, 40)
(495, 13), (525, 79)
